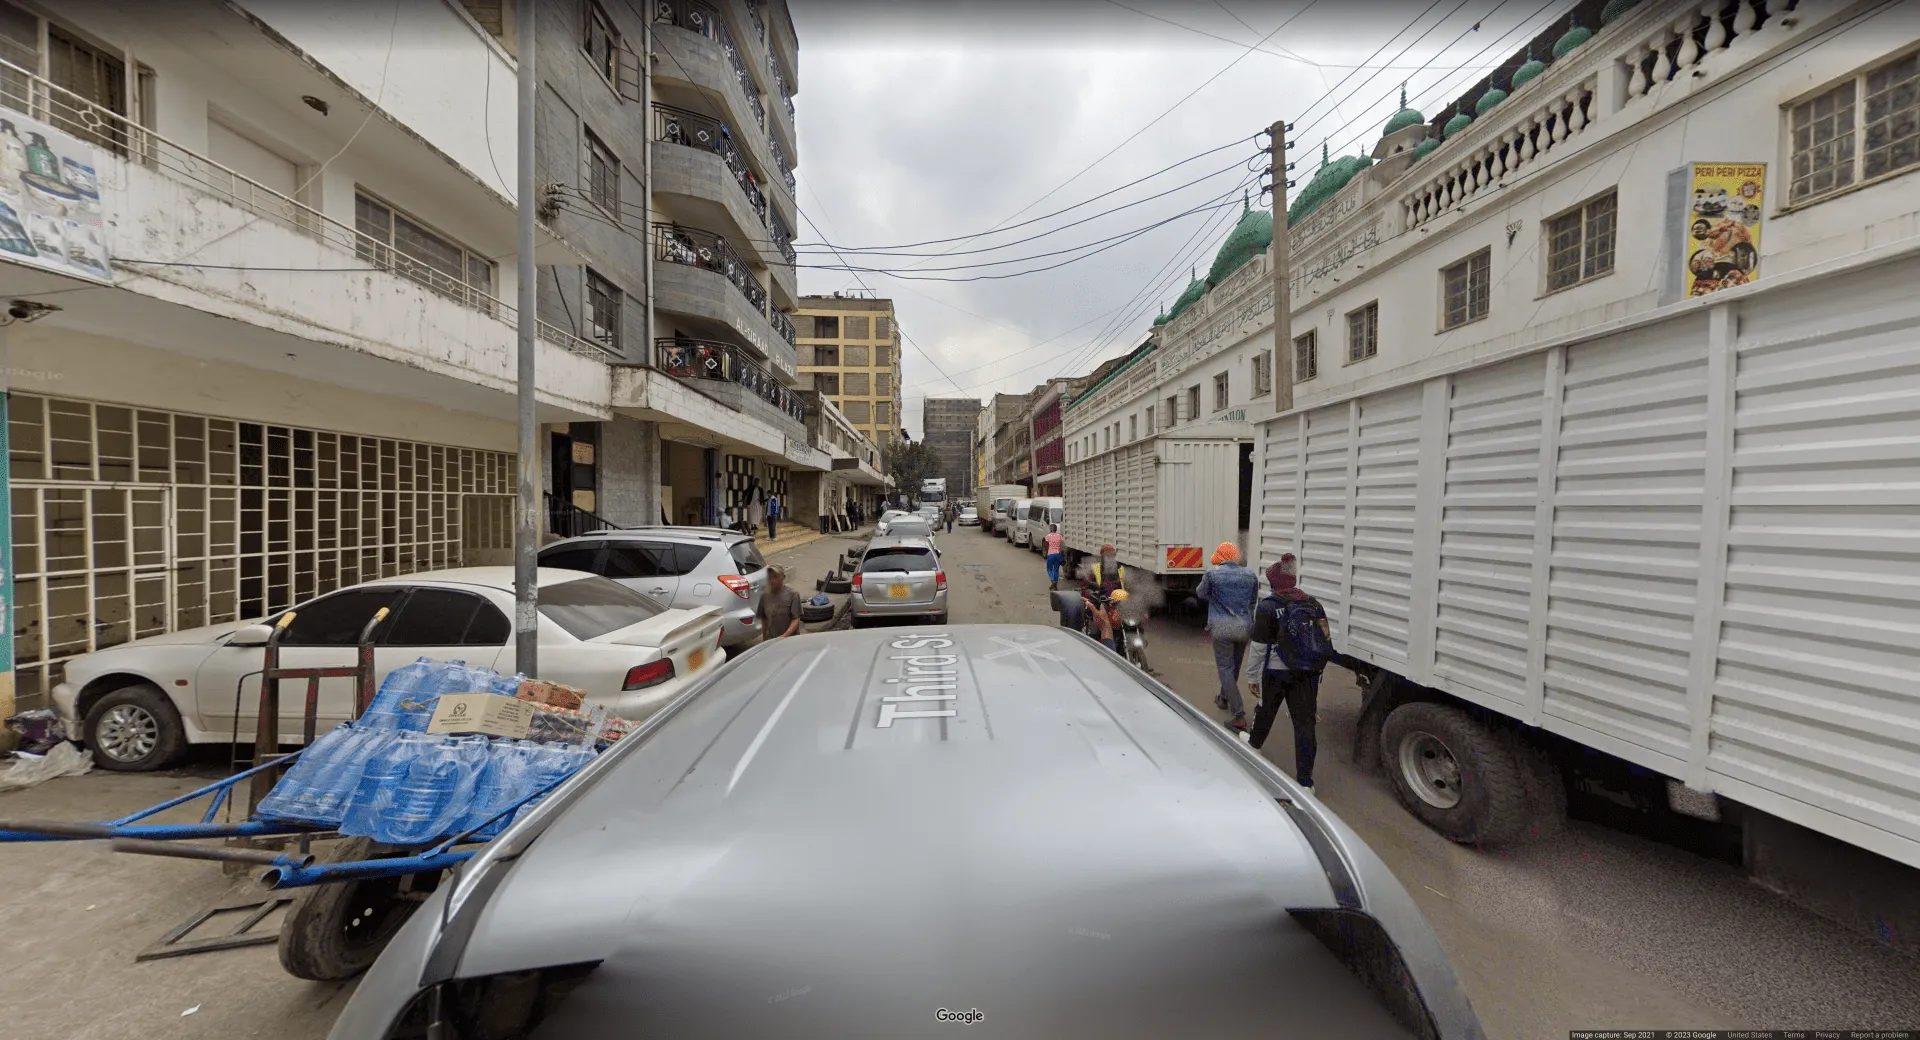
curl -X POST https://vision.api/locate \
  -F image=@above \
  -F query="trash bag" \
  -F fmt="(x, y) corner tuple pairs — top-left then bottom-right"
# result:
(0, 742), (93, 791)
(809, 593), (831, 607)
(5, 709), (67, 754)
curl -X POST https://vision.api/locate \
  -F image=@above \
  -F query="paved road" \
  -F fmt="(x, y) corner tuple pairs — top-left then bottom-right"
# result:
(767, 524), (1920, 1038)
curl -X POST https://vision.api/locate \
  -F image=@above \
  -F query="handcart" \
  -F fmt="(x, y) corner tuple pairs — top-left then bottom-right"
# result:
(0, 608), (585, 980)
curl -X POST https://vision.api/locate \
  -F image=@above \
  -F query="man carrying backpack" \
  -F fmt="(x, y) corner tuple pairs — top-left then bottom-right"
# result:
(1242, 553), (1332, 788)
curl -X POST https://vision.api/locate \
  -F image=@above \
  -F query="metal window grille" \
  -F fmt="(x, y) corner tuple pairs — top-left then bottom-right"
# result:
(1346, 303), (1377, 363)
(586, 269), (622, 352)
(1295, 331), (1318, 381)
(875, 316), (890, 338)
(584, 1), (620, 88)
(585, 127), (619, 214)
(874, 345), (890, 366)
(845, 400), (871, 423)
(1213, 372), (1229, 411)
(7, 392), (512, 710)
(845, 345), (868, 367)
(47, 26), (127, 154)
(355, 191), (496, 309)
(1443, 249), (1491, 329)
(844, 315), (869, 339)
(876, 402), (891, 425)
(1253, 351), (1272, 395)
(876, 372), (892, 394)
(844, 372), (870, 395)
(1545, 191), (1617, 292)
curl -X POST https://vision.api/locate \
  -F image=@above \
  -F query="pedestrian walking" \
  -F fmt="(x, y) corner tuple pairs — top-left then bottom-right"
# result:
(755, 565), (804, 639)
(1043, 524), (1064, 589)
(1195, 542), (1258, 732)
(766, 492), (781, 540)
(748, 488), (766, 537)
(1242, 553), (1333, 787)
(945, 506), (955, 534)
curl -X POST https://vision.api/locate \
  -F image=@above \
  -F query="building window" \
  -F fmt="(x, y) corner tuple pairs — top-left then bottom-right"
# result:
(457, 1), (511, 48)
(813, 345), (840, 367)
(1789, 51), (1920, 206)
(1252, 351), (1272, 395)
(354, 191), (496, 306)
(1185, 386), (1200, 423)
(584, 127), (619, 216)
(1166, 395), (1179, 425)
(845, 345), (869, 367)
(813, 373), (839, 394)
(1129, 415), (1137, 441)
(846, 400), (870, 422)
(583, 0), (619, 89)
(1145, 405), (1155, 434)
(1544, 191), (1617, 292)
(845, 315), (870, 339)
(1213, 372), (1230, 411)
(876, 372), (892, 394)
(811, 316), (839, 338)
(876, 402), (891, 424)
(875, 344), (891, 366)
(1442, 249), (1491, 329)
(585, 269), (621, 352)
(844, 372), (870, 395)
(875, 316), (891, 338)
(1345, 303), (1378, 364)
(1295, 331), (1318, 381)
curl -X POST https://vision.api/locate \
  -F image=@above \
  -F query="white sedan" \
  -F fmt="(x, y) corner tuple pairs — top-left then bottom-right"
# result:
(52, 567), (726, 772)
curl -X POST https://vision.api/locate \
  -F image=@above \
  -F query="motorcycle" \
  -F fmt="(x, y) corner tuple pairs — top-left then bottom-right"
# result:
(1054, 586), (1151, 673)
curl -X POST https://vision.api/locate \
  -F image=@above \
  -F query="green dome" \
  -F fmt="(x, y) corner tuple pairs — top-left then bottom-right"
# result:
(1152, 303), (1169, 326)
(1207, 194), (1273, 285)
(1553, 23), (1592, 58)
(1475, 86), (1508, 114)
(1411, 137), (1440, 161)
(1511, 55), (1547, 89)
(1287, 144), (1373, 225)
(1167, 268), (1208, 321)
(1443, 111), (1473, 138)
(1382, 84), (1424, 135)
(1600, 0), (1641, 25)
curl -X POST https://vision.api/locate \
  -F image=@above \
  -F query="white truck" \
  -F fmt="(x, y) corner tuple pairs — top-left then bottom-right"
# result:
(1061, 431), (1252, 598)
(917, 477), (946, 523)
(974, 483), (1025, 536)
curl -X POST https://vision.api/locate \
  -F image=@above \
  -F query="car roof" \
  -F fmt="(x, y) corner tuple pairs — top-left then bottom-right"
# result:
(547, 527), (742, 546)
(863, 534), (937, 551)
(445, 627), (1396, 1035)
(359, 566), (598, 590)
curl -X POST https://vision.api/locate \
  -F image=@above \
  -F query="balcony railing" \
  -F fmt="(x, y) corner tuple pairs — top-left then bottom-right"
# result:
(657, 337), (804, 423)
(768, 133), (796, 192)
(653, 221), (767, 315)
(767, 53), (795, 122)
(769, 210), (797, 268)
(743, 0), (766, 44)
(654, 0), (764, 132)
(652, 102), (769, 229)
(770, 308), (797, 348)
(0, 57), (618, 364)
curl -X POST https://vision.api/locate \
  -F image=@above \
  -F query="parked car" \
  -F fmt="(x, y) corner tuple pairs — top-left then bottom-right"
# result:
(53, 568), (726, 772)
(847, 535), (947, 626)
(328, 625), (1483, 1040)
(957, 505), (980, 526)
(876, 512), (935, 544)
(538, 527), (768, 648)
(1023, 496), (1065, 553)
(1005, 497), (1033, 544)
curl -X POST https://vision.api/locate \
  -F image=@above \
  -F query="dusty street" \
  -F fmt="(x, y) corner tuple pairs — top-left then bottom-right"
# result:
(1, 523), (1916, 1040)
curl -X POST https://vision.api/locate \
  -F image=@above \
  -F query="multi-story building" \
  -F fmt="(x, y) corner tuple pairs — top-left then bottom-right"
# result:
(988, 387), (1043, 486)
(795, 294), (903, 447)
(920, 397), (980, 495)
(0, 0), (812, 713)
(1026, 376), (1094, 497)
(792, 390), (887, 529)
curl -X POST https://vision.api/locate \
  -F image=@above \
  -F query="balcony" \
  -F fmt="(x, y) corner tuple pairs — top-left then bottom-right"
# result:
(651, 102), (795, 306)
(654, 221), (766, 313)
(653, 0), (794, 220)
(657, 337), (805, 426)
(652, 222), (798, 379)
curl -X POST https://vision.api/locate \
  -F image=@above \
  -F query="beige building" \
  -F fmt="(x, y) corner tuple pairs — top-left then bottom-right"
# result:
(796, 295), (904, 447)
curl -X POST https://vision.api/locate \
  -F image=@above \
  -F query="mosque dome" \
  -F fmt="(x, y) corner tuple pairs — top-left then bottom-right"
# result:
(1206, 194), (1273, 285)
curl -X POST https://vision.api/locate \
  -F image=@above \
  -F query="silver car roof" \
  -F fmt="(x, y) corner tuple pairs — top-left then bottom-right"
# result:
(862, 534), (937, 551)
(550, 526), (747, 545)
(437, 626), (1429, 1037)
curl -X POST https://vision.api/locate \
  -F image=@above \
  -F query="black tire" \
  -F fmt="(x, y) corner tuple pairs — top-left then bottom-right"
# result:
(800, 605), (835, 623)
(278, 838), (424, 981)
(1381, 702), (1535, 846)
(82, 683), (188, 772)
(823, 577), (852, 594)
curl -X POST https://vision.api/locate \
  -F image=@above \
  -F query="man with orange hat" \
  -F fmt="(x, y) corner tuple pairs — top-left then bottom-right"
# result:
(1243, 552), (1332, 787)
(1195, 541), (1258, 732)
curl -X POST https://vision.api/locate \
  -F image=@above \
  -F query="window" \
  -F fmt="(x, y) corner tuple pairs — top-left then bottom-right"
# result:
(1295, 331), (1318, 381)
(876, 401), (892, 424)
(812, 345), (840, 367)
(384, 588), (511, 647)
(458, 1), (511, 48)
(813, 373), (840, 395)
(845, 315), (870, 339)
(810, 316), (840, 338)
(1166, 395), (1180, 425)
(1442, 249), (1491, 329)
(1252, 351), (1272, 396)
(875, 316), (891, 338)
(583, 0), (619, 89)
(845, 345), (869, 367)
(875, 345), (891, 366)
(539, 575), (664, 641)
(1186, 386), (1201, 423)
(1790, 51), (1920, 205)
(538, 543), (602, 572)
(355, 191), (495, 306)
(860, 546), (935, 573)
(845, 372), (870, 395)
(1129, 415), (1138, 440)
(586, 269), (622, 352)
(1213, 372), (1230, 411)
(1346, 303), (1378, 364)
(845, 400), (871, 422)
(1145, 405), (1156, 434)
(584, 128), (619, 215)
(729, 540), (767, 571)
(877, 372), (892, 394)
(278, 588), (405, 646)
(1544, 191), (1617, 292)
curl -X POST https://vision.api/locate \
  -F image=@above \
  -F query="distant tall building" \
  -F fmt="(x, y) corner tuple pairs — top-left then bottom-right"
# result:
(796, 295), (904, 447)
(922, 398), (981, 493)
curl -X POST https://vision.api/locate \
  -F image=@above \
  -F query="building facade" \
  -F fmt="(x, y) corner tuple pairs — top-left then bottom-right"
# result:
(0, 0), (815, 713)
(983, 391), (1034, 487)
(920, 397), (980, 496)
(795, 294), (903, 447)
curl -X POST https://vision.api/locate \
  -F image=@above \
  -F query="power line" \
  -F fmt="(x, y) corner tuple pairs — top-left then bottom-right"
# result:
(1285, 0), (1462, 137)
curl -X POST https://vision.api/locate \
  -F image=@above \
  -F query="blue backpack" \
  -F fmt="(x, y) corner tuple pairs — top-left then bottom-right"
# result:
(1253, 595), (1332, 673)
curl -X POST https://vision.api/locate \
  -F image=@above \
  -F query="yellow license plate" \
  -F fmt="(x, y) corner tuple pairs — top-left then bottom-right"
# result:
(889, 584), (911, 599)
(688, 649), (705, 671)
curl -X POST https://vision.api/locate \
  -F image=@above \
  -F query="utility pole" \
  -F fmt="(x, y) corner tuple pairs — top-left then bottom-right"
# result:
(514, 0), (540, 677)
(1268, 118), (1295, 416)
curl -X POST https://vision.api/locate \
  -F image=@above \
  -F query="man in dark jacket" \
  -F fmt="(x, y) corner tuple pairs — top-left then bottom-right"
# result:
(1242, 553), (1331, 788)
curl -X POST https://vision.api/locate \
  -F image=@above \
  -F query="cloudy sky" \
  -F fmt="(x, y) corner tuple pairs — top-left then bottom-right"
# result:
(789, 0), (1576, 438)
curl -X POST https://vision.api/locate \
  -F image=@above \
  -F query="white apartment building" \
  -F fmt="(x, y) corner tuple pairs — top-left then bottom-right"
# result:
(0, 0), (810, 713)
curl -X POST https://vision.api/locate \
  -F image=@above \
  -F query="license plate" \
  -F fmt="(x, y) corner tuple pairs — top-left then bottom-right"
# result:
(688, 649), (705, 671)
(889, 584), (911, 599)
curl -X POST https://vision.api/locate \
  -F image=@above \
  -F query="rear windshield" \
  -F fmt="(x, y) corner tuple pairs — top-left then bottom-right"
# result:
(860, 547), (936, 573)
(1050, 508), (1064, 523)
(538, 576), (665, 640)
(994, 498), (1012, 512)
(729, 541), (766, 572)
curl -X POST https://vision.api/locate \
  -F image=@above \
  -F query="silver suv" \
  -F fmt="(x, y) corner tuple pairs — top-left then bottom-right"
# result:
(538, 527), (768, 647)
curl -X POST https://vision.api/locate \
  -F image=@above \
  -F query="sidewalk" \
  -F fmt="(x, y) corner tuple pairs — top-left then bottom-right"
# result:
(752, 521), (873, 558)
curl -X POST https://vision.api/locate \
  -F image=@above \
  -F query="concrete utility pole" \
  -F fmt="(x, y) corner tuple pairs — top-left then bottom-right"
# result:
(1268, 118), (1294, 416)
(514, 0), (540, 676)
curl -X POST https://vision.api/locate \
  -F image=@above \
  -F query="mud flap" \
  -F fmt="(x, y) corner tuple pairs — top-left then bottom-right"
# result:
(1350, 667), (1397, 769)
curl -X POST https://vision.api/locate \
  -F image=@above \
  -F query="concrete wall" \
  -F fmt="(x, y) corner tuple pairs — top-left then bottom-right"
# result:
(598, 415), (663, 526)
(655, 262), (794, 378)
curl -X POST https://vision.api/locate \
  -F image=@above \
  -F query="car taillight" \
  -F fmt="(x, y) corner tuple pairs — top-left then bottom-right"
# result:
(718, 575), (752, 600)
(935, 571), (947, 591)
(851, 572), (863, 589)
(622, 659), (675, 690)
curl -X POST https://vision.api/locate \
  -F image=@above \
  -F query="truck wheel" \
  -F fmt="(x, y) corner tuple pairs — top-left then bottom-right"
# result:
(278, 838), (425, 981)
(1381, 702), (1535, 846)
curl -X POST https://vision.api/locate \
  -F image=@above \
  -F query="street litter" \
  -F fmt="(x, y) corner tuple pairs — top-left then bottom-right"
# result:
(0, 741), (93, 791)
(180, 1006), (199, 1017)
(5, 708), (68, 754)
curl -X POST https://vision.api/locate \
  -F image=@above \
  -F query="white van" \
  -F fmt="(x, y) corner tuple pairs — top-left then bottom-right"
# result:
(1023, 497), (1064, 553)
(1004, 498), (1032, 545)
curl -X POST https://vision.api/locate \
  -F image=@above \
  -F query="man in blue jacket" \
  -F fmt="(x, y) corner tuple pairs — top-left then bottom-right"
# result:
(1195, 542), (1258, 733)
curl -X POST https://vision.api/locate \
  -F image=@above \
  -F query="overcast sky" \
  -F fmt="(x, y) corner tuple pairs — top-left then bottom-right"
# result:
(789, 0), (1574, 438)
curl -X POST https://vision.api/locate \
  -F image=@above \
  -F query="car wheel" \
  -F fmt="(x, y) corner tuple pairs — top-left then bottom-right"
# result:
(82, 683), (188, 772)
(1381, 702), (1535, 846)
(278, 837), (425, 981)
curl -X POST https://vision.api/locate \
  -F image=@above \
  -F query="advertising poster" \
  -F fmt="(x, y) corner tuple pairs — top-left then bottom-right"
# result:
(0, 105), (111, 283)
(1684, 163), (1764, 298)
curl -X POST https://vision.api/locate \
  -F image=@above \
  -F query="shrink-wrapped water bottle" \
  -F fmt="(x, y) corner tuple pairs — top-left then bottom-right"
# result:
(341, 731), (437, 838)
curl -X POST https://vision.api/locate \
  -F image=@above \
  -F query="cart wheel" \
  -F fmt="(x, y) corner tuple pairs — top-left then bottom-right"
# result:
(278, 838), (425, 981)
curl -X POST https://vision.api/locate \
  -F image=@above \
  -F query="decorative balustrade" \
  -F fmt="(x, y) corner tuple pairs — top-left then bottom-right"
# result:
(767, 53), (795, 121)
(743, 0), (766, 43)
(651, 102), (769, 228)
(656, 337), (804, 423)
(1616, 0), (1789, 106)
(1403, 76), (1598, 229)
(768, 133), (796, 192)
(652, 221), (768, 316)
(768, 210), (797, 268)
(771, 308), (797, 348)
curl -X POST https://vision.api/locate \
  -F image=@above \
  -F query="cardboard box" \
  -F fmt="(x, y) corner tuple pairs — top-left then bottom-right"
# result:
(426, 693), (534, 739)
(513, 678), (586, 710)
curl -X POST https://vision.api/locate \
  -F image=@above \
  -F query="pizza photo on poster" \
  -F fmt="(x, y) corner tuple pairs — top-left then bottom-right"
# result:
(1685, 163), (1764, 298)
(0, 106), (111, 282)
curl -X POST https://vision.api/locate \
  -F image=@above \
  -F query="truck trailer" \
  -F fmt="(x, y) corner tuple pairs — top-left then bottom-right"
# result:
(974, 483), (1025, 536)
(1061, 431), (1253, 597)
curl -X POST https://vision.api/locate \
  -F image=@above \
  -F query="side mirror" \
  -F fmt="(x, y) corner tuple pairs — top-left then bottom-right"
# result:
(227, 624), (276, 647)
